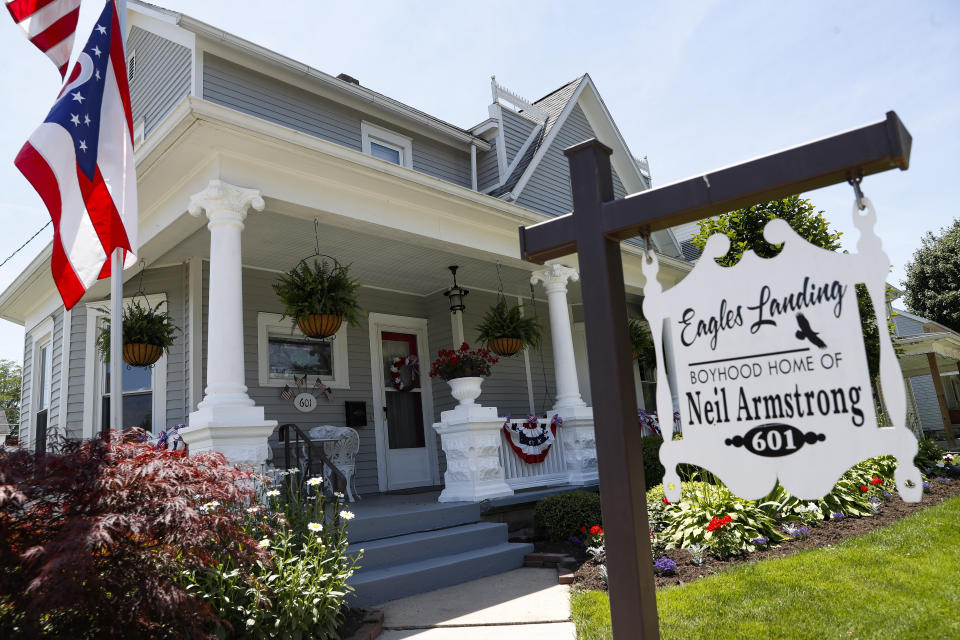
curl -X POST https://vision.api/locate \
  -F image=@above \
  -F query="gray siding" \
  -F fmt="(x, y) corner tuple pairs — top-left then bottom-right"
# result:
(129, 26), (191, 136)
(909, 375), (944, 432)
(501, 109), (538, 166)
(66, 309), (87, 440)
(203, 55), (471, 188)
(516, 104), (628, 217)
(48, 309), (64, 436)
(893, 313), (925, 337)
(476, 139), (500, 192)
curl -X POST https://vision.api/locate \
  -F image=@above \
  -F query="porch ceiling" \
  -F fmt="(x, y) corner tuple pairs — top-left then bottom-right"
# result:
(161, 211), (585, 303)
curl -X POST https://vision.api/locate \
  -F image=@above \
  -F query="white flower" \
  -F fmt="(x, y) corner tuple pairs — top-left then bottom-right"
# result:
(246, 506), (261, 513)
(258, 538), (270, 548)
(200, 501), (220, 512)
(278, 471), (288, 477)
(307, 522), (323, 532)
(306, 477), (323, 487)
(804, 503), (819, 513)
(266, 489), (280, 497)
(936, 462), (945, 468)
(288, 468), (300, 474)
(339, 510), (355, 520)
(333, 492), (345, 499)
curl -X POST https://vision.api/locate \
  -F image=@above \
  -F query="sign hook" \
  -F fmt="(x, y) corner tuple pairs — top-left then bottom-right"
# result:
(848, 175), (867, 211)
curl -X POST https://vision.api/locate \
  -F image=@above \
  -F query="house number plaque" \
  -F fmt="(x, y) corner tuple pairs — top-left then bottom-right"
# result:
(644, 201), (922, 503)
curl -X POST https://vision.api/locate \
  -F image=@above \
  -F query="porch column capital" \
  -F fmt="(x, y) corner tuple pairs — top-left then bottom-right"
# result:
(530, 263), (579, 293)
(188, 180), (265, 230)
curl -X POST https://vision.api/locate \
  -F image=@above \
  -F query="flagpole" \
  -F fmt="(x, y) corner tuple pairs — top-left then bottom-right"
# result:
(110, 0), (129, 435)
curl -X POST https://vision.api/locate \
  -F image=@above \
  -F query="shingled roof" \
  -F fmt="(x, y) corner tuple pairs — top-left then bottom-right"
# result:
(488, 76), (586, 198)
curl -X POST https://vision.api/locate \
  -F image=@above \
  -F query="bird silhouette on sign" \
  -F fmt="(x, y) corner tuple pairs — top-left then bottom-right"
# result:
(795, 313), (827, 348)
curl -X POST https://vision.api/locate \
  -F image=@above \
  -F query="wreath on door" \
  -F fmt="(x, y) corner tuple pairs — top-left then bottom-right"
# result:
(390, 355), (419, 391)
(502, 414), (563, 463)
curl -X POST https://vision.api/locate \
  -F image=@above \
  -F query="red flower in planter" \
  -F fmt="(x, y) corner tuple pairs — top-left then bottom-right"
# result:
(662, 497), (670, 505)
(589, 525), (602, 535)
(860, 486), (869, 492)
(870, 476), (882, 485)
(580, 526), (587, 532)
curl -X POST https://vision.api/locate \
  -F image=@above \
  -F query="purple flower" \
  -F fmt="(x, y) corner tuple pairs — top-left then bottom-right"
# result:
(568, 536), (584, 547)
(750, 536), (768, 547)
(882, 491), (892, 498)
(785, 525), (812, 540)
(922, 481), (932, 491)
(832, 512), (846, 520)
(868, 497), (881, 504)
(653, 556), (678, 575)
(933, 476), (950, 484)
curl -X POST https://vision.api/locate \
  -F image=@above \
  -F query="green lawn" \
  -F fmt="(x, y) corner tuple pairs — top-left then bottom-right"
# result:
(572, 496), (960, 640)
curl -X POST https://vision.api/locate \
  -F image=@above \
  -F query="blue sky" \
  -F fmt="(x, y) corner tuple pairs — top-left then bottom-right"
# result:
(0, 0), (957, 363)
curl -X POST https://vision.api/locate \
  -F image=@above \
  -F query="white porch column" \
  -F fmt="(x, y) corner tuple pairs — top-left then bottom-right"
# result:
(531, 264), (598, 485)
(531, 264), (586, 411)
(181, 180), (277, 468)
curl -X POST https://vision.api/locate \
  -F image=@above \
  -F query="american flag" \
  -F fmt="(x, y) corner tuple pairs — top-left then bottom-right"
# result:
(280, 385), (294, 400)
(5, 0), (82, 77)
(15, 0), (137, 309)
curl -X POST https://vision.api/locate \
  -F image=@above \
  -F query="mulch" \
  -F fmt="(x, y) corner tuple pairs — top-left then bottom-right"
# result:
(572, 479), (960, 592)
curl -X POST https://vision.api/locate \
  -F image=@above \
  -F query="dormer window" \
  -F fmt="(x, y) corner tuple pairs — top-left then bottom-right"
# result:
(361, 121), (413, 168)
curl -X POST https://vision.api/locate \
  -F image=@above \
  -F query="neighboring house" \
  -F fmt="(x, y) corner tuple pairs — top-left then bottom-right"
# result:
(0, 1), (693, 494)
(892, 305), (960, 447)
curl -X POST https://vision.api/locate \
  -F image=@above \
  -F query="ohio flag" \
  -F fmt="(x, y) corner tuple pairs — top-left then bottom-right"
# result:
(14, 0), (137, 309)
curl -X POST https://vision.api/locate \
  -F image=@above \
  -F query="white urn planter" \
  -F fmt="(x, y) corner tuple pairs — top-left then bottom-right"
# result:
(447, 376), (484, 407)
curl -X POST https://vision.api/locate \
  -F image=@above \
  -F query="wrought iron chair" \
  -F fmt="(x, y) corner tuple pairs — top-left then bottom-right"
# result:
(308, 425), (361, 502)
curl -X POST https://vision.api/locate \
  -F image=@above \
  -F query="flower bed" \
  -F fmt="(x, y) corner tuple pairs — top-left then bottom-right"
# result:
(572, 470), (960, 591)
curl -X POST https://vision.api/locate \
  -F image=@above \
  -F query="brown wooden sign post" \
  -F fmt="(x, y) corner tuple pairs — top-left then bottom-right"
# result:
(518, 112), (912, 639)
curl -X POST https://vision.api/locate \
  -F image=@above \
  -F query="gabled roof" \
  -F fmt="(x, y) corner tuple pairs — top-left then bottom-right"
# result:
(488, 76), (585, 198)
(488, 74), (683, 258)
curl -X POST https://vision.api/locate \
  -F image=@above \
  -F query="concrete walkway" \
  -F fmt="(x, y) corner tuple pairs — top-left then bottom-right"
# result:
(377, 568), (576, 639)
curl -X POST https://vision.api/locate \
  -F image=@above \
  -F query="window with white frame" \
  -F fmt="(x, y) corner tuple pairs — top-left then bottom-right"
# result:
(83, 296), (168, 438)
(29, 318), (53, 454)
(361, 121), (413, 169)
(257, 313), (349, 389)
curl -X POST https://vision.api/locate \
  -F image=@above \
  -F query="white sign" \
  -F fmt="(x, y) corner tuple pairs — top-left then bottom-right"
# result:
(294, 392), (317, 413)
(643, 200), (921, 503)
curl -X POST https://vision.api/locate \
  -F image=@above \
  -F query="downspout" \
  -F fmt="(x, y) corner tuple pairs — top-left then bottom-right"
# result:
(470, 143), (478, 191)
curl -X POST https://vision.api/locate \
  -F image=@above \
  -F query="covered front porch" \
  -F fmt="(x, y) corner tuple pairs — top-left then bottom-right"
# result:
(156, 182), (656, 500)
(898, 331), (960, 448)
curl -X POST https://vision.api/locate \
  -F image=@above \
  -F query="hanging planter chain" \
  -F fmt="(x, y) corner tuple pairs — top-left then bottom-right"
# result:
(294, 219), (349, 342)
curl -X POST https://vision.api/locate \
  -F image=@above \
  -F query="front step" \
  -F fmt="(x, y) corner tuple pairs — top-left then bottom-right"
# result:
(347, 501), (482, 543)
(348, 541), (534, 607)
(351, 522), (509, 571)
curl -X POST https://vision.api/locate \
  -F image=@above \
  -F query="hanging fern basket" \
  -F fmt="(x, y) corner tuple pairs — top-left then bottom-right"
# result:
(489, 337), (524, 356)
(297, 313), (343, 339)
(122, 343), (164, 367)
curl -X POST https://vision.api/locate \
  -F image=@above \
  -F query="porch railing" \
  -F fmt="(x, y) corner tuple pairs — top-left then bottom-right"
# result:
(277, 423), (348, 490)
(499, 418), (568, 490)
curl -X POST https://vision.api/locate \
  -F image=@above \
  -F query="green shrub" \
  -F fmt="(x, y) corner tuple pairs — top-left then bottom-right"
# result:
(641, 435), (665, 489)
(914, 438), (946, 474)
(658, 482), (784, 558)
(534, 491), (602, 541)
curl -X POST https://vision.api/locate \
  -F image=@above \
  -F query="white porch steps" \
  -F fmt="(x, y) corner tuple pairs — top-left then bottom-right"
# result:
(346, 499), (533, 606)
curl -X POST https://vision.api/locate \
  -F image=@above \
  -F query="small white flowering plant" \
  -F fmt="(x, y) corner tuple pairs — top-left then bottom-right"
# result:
(181, 471), (361, 638)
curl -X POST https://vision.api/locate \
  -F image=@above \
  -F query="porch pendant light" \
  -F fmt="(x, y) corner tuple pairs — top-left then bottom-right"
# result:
(444, 265), (468, 313)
